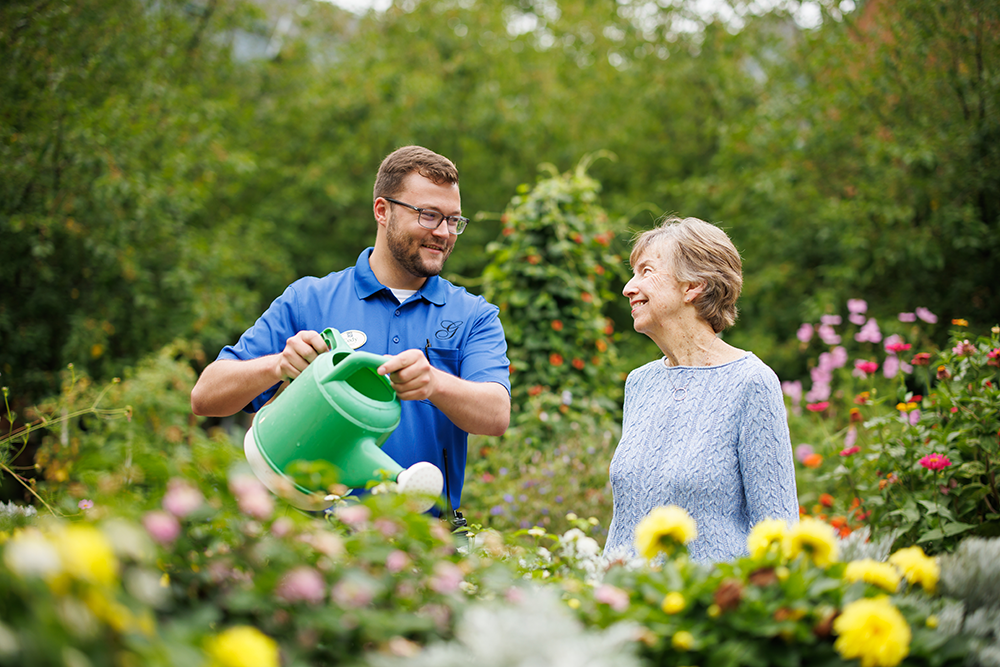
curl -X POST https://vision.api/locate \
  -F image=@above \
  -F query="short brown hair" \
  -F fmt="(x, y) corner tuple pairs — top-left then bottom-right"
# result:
(373, 146), (459, 200)
(630, 215), (743, 333)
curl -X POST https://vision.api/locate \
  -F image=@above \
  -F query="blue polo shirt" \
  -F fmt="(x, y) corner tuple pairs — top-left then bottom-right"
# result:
(218, 248), (510, 510)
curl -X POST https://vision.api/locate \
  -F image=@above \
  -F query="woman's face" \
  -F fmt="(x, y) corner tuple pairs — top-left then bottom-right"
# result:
(622, 241), (687, 337)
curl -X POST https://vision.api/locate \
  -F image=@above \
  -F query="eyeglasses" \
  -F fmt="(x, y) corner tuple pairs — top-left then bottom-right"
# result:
(383, 197), (469, 235)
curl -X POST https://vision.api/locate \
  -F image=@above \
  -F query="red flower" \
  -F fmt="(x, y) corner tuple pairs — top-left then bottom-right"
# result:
(854, 392), (870, 405)
(849, 408), (863, 423)
(911, 352), (932, 366)
(885, 342), (912, 353)
(919, 453), (952, 471)
(840, 445), (860, 457)
(819, 493), (834, 507)
(551, 320), (564, 331)
(528, 385), (543, 396)
(549, 353), (564, 366)
(855, 360), (878, 375)
(806, 402), (829, 412)
(572, 358), (585, 370)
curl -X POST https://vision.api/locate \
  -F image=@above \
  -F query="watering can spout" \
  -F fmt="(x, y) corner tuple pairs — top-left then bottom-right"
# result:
(242, 328), (444, 512)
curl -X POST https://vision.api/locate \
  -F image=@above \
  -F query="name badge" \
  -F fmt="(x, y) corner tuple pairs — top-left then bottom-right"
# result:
(341, 329), (367, 349)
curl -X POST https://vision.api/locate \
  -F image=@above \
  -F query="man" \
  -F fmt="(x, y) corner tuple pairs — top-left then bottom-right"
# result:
(191, 146), (511, 512)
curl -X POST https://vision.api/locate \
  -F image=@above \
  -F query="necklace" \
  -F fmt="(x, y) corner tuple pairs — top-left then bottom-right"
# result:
(664, 337), (719, 401)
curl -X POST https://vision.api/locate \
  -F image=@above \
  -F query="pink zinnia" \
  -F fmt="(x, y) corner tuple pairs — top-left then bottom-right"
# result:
(806, 402), (829, 412)
(840, 445), (861, 457)
(915, 307), (937, 324)
(919, 454), (952, 471)
(854, 360), (878, 375)
(886, 342), (912, 353)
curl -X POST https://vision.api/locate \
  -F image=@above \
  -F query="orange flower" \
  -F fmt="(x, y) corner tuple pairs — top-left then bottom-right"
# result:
(850, 497), (861, 510)
(819, 493), (834, 507)
(952, 318), (968, 326)
(572, 358), (585, 370)
(803, 453), (823, 468)
(595, 339), (608, 352)
(528, 385), (543, 396)
(838, 525), (852, 538)
(551, 320), (564, 331)
(581, 292), (593, 303)
(830, 516), (847, 528)
(595, 265), (605, 275)
(527, 255), (541, 265)
(854, 392), (870, 405)
(849, 408), (863, 423)
(549, 353), (564, 366)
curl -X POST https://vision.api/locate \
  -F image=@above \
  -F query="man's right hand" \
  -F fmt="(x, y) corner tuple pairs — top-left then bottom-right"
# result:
(276, 330), (330, 382)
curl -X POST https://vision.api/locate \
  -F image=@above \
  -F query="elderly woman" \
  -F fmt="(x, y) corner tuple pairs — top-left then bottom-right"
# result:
(604, 216), (798, 562)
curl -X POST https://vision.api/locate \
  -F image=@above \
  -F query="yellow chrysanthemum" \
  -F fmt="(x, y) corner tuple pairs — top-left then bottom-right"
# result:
(634, 506), (697, 560)
(661, 592), (686, 615)
(833, 597), (911, 667)
(205, 626), (279, 667)
(57, 524), (119, 587)
(671, 630), (695, 651)
(844, 559), (902, 593)
(782, 517), (839, 567)
(888, 546), (939, 594)
(747, 519), (788, 559)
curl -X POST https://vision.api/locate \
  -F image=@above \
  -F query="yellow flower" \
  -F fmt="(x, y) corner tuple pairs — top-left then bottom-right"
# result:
(671, 630), (695, 651)
(782, 518), (839, 567)
(205, 626), (279, 667)
(567, 598), (581, 610)
(833, 597), (911, 667)
(844, 559), (902, 593)
(634, 505), (697, 560)
(747, 519), (788, 559)
(57, 524), (118, 587)
(661, 592), (686, 615)
(888, 546), (939, 594)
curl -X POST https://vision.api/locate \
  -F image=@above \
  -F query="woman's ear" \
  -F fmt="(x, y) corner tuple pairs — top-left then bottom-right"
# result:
(684, 282), (707, 303)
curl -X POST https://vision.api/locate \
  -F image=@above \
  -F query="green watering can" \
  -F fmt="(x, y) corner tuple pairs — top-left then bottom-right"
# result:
(243, 328), (443, 511)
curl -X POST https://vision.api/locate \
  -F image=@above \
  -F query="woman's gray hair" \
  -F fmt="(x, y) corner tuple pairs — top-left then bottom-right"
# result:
(629, 215), (743, 333)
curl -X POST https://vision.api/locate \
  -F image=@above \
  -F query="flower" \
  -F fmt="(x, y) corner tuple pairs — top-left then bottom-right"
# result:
(936, 365), (951, 380)
(386, 550), (411, 573)
(276, 566), (326, 605)
(988, 349), (1000, 367)
(594, 584), (630, 612)
(896, 401), (918, 412)
(3, 528), (62, 578)
(334, 504), (371, 528)
(747, 519), (788, 559)
(833, 596), (911, 667)
(78, 499), (94, 510)
(843, 559), (902, 592)
(430, 561), (465, 594)
(819, 493), (834, 507)
(551, 320), (564, 331)
(634, 505), (698, 560)
(898, 312), (916, 322)
(818, 324), (841, 345)
(952, 319), (968, 327)
(671, 630), (695, 651)
(162, 478), (204, 518)
(782, 517), (838, 567)
(885, 340), (911, 354)
(841, 445), (861, 457)
(911, 352), (932, 366)
(794, 444), (814, 462)
(806, 401), (829, 412)
(952, 339), (976, 356)
(888, 546), (939, 593)
(549, 353), (564, 366)
(572, 358), (585, 370)
(205, 626), (279, 667)
(855, 318), (882, 344)
(802, 453), (823, 469)
(854, 360), (878, 377)
(229, 474), (274, 521)
(142, 510), (181, 546)
(847, 299), (867, 314)
(916, 307), (937, 323)
(661, 591), (686, 614)
(796, 323), (814, 343)
(919, 453), (952, 471)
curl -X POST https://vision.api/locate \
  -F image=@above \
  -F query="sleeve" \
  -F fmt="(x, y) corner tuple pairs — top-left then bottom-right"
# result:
(216, 282), (303, 413)
(738, 366), (800, 528)
(456, 299), (511, 394)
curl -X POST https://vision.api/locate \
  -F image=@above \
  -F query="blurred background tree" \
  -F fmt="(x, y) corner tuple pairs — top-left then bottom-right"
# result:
(2, 0), (997, 407)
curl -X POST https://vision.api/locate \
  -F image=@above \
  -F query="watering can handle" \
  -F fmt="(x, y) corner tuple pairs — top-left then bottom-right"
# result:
(322, 350), (394, 384)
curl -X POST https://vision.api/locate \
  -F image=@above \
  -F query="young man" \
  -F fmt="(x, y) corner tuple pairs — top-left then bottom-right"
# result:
(191, 146), (511, 512)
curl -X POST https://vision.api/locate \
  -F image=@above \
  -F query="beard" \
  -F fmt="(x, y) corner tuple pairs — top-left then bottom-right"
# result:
(385, 211), (454, 278)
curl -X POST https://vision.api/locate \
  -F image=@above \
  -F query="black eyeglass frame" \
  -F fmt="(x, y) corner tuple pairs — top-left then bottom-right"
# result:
(382, 197), (469, 235)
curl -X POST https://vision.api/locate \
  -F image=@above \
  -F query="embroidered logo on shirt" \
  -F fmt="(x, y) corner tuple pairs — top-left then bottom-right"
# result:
(435, 320), (463, 340)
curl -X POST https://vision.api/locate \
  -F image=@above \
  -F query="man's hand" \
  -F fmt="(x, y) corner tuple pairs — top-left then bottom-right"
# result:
(276, 330), (329, 381)
(377, 349), (437, 401)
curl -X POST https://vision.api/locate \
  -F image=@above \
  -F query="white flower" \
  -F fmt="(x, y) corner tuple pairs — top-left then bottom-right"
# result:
(4, 529), (61, 578)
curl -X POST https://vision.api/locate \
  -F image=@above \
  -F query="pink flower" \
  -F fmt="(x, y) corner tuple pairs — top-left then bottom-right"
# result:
(849, 312), (867, 326)
(830, 346), (849, 368)
(162, 479), (204, 518)
(386, 550), (411, 574)
(821, 315), (842, 326)
(276, 566), (326, 605)
(908, 410), (921, 426)
(840, 445), (861, 457)
(898, 312), (917, 322)
(953, 340), (976, 356)
(818, 324), (841, 345)
(847, 299), (867, 315)
(919, 453), (952, 471)
(78, 499), (94, 510)
(429, 562), (465, 594)
(142, 510), (181, 545)
(886, 341), (912, 354)
(855, 318), (882, 344)
(854, 359), (879, 377)
(334, 504), (371, 528)
(595, 584), (630, 612)
(331, 578), (376, 608)
(805, 381), (831, 403)
(795, 444), (815, 463)
(916, 307), (938, 324)
(796, 323), (814, 343)
(806, 401), (829, 412)
(271, 517), (295, 538)
(229, 474), (274, 521)
(782, 380), (803, 404)
(883, 355), (912, 378)
(843, 427), (858, 449)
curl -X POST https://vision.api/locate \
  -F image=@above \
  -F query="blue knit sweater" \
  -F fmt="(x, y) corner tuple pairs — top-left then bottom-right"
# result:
(604, 353), (799, 563)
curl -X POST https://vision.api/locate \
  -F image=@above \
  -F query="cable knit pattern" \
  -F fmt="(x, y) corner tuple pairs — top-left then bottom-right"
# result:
(604, 353), (799, 563)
